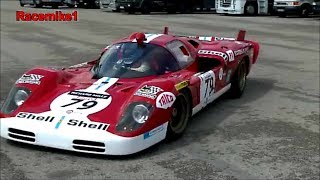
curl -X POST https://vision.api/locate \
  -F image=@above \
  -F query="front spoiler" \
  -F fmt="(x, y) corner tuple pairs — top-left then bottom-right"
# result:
(0, 116), (167, 155)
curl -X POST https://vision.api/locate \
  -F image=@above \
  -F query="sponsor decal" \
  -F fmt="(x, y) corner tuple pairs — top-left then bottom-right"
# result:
(16, 74), (44, 85)
(156, 92), (176, 109)
(226, 70), (232, 83)
(51, 77), (117, 116)
(234, 47), (250, 56)
(55, 116), (66, 129)
(16, 10), (78, 22)
(175, 81), (189, 91)
(16, 112), (55, 122)
(15, 112), (109, 131)
(219, 68), (223, 80)
(66, 110), (73, 114)
(197, 70), (215, 106)
(198, 50), (228, 61)
(67, 119), (109, 131)
(135, 85), (163, 99)
(198, 36), (213, 41)
(68, 90), (110, 99)
(143, 124), (165, 139)
(214, 37), (236, 41)
(226, 50), (235, 62)
(95, 77), (111, 90)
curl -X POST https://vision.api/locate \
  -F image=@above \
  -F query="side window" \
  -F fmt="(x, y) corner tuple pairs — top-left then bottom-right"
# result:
(166, 40), (194, 68)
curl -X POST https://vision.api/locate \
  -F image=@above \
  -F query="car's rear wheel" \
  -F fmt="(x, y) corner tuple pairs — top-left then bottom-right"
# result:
(229, 60), (247, 98)
(166, 90), (191, 141)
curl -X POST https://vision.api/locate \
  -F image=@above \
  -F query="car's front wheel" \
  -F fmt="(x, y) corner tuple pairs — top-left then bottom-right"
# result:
(229, 60), (248, 98)
(166, 90), (191, 141)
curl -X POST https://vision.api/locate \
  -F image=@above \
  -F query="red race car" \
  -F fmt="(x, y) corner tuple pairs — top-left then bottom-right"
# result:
(0, 27), (260, 155)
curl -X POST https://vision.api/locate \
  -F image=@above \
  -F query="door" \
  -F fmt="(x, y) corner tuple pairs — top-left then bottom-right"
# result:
(196, 55), (227, 107)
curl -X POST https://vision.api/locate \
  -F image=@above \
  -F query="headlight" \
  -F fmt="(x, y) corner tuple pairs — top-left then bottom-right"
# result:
(14, 89), (29, 106)
(1, 87), (31, 114)
(132, 104), (150, 123)
(116, 102), (153, 132)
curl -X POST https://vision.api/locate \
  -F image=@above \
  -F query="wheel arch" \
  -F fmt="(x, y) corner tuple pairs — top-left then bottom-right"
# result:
(243, 55), (250, 75)
(301, 3), (313, 10)
(177, 87), (193, 116)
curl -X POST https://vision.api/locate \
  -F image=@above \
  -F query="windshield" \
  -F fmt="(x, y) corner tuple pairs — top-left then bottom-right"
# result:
(92, 42), (180, 79)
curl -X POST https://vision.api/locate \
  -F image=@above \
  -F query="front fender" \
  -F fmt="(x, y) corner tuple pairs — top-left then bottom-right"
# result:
(1, 67), (71, 116)
(116, 78), (178, 137)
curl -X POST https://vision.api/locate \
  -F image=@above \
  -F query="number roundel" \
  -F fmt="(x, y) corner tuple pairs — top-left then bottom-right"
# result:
(50, 89), (112, 116)
(198, 70), (216, 105)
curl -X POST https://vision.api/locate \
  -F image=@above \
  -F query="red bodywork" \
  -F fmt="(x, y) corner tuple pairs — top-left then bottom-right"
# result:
(0, 27), (260, 138)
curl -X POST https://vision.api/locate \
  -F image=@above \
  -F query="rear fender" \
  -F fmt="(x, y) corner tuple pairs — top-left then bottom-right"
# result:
(244, 40), (260, 64)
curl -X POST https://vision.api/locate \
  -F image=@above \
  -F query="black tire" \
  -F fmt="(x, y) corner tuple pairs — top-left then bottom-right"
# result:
(128, 9), (135, 14)
(278, 12), (287, 17)
(165, 90), (191, 141)
(178, 1), (192, 13)
(33, 0), (43, 8)
(244, 2), (257, 16)
(300, 4), (311, 17)
(19, 0), (25, 7)
(167, 5), (177, 14)
(140, 3), (150, 14)
(229, 60), (248, 99)
(94, 0), (100, 8)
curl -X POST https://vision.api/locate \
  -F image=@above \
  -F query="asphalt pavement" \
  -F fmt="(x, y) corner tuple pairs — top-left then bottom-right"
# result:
(0, 2), (319, 179)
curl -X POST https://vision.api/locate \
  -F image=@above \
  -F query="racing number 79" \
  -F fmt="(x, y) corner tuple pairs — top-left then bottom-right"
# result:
(61, 98), (97, 109)
(205, 77), (214, 97)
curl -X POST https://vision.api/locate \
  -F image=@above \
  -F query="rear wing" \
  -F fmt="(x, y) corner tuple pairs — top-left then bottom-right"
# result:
(163, 26), (245, 42)
(163, 27), (260, 64)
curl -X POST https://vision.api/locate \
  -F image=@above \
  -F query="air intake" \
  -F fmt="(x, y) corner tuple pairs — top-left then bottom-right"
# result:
(8, 128), (35, 142)
(72, 140), (105, 153)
